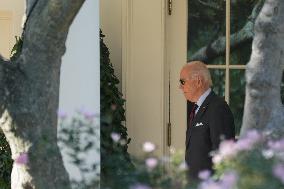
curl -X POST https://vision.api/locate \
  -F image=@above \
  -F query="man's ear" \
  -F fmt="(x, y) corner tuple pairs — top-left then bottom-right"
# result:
(196, 75), (203, 86)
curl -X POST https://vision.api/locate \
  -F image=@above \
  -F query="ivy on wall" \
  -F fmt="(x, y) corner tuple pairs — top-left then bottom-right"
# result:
(100, 30), (133, 188)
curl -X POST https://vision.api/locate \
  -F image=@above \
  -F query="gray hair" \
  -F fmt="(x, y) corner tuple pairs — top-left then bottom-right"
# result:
(187, 61), (213, 87)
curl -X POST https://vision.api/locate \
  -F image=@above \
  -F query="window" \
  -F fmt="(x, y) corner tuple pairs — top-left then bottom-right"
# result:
(187, 1), (255, 134)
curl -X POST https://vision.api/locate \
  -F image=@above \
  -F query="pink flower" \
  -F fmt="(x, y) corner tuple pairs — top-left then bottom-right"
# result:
(111, 132), (121, 142)
(218, 140), (237, 158)
(198, 170), (211, 180)
(15, 153), (28, 165)
(57, 110), (67, 119)
(111, 104), (117, 110)
(235, 130), (261, 151)
(143, 142), (155, 153)
(246, 129), (262, 142)
(220, 171), (238, 188)
(129, 183), (152, 189)
(198, 180), (223, 189)
(273, 164), (284, 184)
(268, 139), (284, 152)
(145, 157), (158, 169)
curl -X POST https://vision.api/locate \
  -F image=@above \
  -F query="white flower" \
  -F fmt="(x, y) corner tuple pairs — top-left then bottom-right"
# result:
(218, 140), (237, 158)
(212, 154), (222, 165)
(262, 149), (274, 159)
(143, 142), (155, 152)
(178, 161), (188, 171)
(120, 139), (127, 146)
(111, 132), (121, 142)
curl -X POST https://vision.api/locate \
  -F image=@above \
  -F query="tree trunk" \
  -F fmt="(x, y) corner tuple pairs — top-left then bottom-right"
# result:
(0, 0), (85, 188)
(241, 0), (284, 137)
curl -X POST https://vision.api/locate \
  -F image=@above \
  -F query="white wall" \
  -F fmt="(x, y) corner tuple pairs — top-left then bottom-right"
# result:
(59, 0), (100, 185)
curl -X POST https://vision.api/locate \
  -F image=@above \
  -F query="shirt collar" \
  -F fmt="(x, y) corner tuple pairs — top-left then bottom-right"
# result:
(196, 88), (211, 108)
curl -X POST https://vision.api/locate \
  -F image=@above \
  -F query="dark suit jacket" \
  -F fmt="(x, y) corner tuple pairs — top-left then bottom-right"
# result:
(185, 91), (235, 178)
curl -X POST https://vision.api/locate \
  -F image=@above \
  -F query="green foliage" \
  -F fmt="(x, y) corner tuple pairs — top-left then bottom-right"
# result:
(10, 36), (23, 61)
(0, 35), (22, 189)
(0, 132), (12, 189)
(100, 30), (133, 188)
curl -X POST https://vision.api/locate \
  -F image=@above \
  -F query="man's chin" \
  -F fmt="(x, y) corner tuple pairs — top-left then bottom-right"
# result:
(184, 94), (192, 101)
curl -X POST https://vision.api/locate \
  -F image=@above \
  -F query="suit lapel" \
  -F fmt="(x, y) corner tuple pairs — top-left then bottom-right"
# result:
(186, 91), (216, 148)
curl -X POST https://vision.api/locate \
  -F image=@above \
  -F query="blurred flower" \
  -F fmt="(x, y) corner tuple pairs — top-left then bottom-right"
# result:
(145, 157), (158, 169)
(111, 132), (121, 142)
(268, 139), (284, 152)
(178, 161), (188, 171)
(198, 180), (222, 189)
(129, 183), (152, 189)
(120, 139), (127, 146)
(83, 111), (96, 120)
(246, 129), (262, 142)
(15, 153), (28, 165)
(77, 107), (98, 120)
(111, 104), (117, 111)
(170, 147), (176, 154)
(220, 171), (238, 188)
(235, 129), (261, 151)
(218, 140), (237, 158)
(262, 149), (274, 159)
(143, 142), (155, 153)
(58, 110), (67, 119)
(212, 154), (222, 164)
(273, 163), (284, 184)
(198, 170), (211, 180)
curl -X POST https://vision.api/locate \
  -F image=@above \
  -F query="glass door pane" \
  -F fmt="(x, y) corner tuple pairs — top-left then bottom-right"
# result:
(230, 1), (255, 65)
(187, 0), (226, 65)
(210, 69), (225, 97)
(230, 70), (245, 135)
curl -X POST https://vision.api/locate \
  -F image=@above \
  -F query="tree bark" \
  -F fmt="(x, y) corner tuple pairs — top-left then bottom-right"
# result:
(241, 0), (284, 137)
(189, 1), (263, 63)
(0, 0), (85, 188)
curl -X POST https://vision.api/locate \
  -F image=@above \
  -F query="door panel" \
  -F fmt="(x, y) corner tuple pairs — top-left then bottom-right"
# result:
(166, 0), (187, 154)
(0, 11), (13, 59)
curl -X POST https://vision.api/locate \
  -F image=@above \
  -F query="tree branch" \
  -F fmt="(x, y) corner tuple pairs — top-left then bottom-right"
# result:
(188, 0), (263, 63)
(18, 0), (86, 75)
(198, 0), (222, 11)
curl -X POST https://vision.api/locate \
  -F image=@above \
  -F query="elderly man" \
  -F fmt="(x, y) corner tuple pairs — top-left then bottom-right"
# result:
(179, 61), (235, 178)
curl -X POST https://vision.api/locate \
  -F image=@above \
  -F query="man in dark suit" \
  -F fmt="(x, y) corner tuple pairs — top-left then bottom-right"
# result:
(179, 61), (235, 179)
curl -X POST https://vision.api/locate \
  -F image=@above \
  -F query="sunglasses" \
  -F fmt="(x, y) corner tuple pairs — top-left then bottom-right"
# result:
(179, 78), (191, 85)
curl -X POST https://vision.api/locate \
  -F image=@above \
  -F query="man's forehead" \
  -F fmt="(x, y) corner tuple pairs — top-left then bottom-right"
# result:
(181, 65), (193, 75)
